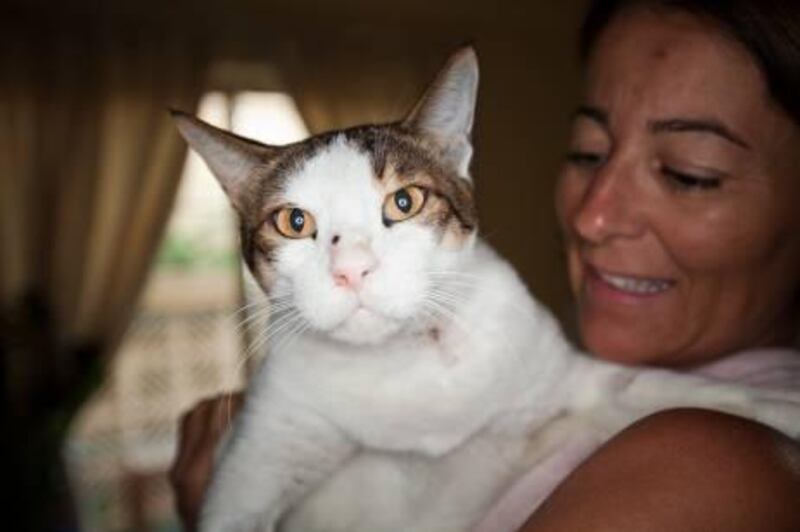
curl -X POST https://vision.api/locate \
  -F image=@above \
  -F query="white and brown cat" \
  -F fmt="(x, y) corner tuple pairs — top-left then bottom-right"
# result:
(173, 47), (800, 532)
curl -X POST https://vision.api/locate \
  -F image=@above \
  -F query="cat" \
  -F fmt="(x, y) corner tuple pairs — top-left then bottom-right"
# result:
(172, 46), (800, 532)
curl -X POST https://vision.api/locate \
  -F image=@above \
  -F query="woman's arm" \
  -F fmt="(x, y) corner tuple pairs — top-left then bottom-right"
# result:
(521, 408), (800, 532)
(170, 393), (244, 531)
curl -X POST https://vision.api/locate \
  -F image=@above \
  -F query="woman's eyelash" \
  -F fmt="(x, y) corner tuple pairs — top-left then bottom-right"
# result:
(565, 150), (723, 191)
(662, 167), (722, 190)
(565, 151), (606, 166)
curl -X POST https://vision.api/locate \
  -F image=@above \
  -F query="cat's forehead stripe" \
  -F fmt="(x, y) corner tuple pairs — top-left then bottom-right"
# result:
(346, 125), (435, 180)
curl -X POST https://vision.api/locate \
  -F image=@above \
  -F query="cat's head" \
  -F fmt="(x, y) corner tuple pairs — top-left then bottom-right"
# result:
(173, 47), (479, 345)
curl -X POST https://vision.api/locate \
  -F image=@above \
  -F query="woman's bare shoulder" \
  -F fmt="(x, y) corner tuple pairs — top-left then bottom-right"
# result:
(520, 408), (800, 532)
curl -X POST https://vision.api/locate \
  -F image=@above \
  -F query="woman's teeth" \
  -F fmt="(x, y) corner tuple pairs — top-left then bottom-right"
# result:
(598, 271), (673, 295)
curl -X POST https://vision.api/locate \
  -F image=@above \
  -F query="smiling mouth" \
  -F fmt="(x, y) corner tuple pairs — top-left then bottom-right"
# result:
(594, 269), (675, 295)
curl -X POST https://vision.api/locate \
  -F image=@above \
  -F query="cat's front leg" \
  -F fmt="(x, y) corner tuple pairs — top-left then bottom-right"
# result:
(569, 357), (800, 440)
(198, 396), (356, 532)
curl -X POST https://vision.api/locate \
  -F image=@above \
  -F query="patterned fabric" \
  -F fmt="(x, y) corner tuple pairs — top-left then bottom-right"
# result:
(473, 348), (800, 532)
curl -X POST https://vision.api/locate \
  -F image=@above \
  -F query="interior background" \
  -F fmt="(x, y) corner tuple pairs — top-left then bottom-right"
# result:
(7, 0), (589, 318)
(2, 1), (590, 529)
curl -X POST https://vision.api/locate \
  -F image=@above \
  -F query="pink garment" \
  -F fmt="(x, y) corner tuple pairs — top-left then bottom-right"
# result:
(473, 348), (800, 532)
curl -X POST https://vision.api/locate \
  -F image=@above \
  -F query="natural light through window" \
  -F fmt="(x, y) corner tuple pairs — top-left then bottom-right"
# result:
(66, 90), (309, 532)
(231, 91), (309, 145)
(165, 91), (310, 270)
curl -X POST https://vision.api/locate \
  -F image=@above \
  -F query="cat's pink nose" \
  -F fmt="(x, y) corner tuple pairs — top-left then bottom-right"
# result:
(330, 244), (378, 290)
(332, 266), (373, 289)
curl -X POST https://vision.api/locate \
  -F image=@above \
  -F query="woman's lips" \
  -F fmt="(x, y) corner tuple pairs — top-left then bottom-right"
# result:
(587, 265), (676, 298)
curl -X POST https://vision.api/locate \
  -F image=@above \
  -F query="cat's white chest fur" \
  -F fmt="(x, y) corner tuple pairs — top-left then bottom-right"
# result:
(262, 242), (568, 456)
(208, 241), (571, 532)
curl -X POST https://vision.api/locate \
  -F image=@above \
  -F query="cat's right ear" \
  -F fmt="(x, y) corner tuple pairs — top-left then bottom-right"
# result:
(171, 110), (276, 210)
(403, 46), (479, 180)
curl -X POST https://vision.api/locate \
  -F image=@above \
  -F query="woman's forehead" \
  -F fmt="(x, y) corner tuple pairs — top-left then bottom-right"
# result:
(583, 8), (798, 157)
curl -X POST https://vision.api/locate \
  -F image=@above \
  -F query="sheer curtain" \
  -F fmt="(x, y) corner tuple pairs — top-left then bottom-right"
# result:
(0, 23), (206, 529)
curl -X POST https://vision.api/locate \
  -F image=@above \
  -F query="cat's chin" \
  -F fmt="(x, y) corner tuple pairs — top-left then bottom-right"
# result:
(326, 307), (404, 346)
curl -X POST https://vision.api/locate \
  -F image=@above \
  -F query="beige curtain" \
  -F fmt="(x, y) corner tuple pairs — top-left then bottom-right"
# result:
(277, 43), (435, 134)
(0, 24), (206, 529)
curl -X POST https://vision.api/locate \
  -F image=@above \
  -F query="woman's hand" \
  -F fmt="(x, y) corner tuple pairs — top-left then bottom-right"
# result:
(169, 392), (244, 531)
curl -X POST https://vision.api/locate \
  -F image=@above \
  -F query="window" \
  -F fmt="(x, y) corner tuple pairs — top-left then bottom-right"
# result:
(66, 91), (309, 531)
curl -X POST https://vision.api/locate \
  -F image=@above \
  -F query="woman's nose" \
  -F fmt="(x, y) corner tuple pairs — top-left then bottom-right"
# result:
(571, 162), (645, 245)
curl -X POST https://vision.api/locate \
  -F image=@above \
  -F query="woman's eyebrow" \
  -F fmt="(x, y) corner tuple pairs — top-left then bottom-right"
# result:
(650, 118), (751, 149)
(573, 105), (608, 126)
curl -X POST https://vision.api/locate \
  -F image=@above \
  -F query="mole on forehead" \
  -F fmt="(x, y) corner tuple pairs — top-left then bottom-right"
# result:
(652, 46), (670, 60)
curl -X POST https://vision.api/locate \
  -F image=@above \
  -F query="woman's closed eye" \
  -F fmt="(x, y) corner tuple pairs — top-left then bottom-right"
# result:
(661, 166), (723, 191)
(565, 149), (724, 191)
(565, 150), (607, 168)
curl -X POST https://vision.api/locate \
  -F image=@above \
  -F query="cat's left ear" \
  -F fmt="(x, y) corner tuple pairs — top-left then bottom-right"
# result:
(171, 110), (277, 212)
(404, 46), (479, 179)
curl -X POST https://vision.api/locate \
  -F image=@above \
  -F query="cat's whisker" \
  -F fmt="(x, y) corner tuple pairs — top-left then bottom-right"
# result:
(436, 279), (536, 318)
(268, 292), (295, 304)
(260, 299), (296, 315)
(231, 310), (303, 380)
(422, 298), (465, 333)
(426, 279), (480, 291)
(427, 277), (479, 298)
(265, 294), (295, 309)
(426, 290), (469, 315)
(235, 294), (296, 325)
(426, 292), (521, 363)
(426, 270), (481, 279)
(231, 299), (271, 323)
(261, 309), (303, 341)
(250, 310), (306, 357)
(233, 292), (291, 319)
(272, 316), (311, 354)
(427, 288), (468, 307)
(231, 299), (269, 318)
(234, 305), (275, 332)
(425, 271), (482, 283)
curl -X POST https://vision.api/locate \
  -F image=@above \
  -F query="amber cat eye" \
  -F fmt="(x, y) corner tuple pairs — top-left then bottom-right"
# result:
(273, 207), (317, 239)
(383, 186), (427, 224)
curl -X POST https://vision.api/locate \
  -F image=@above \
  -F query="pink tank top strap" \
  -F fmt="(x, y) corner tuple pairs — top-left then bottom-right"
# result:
(472, 348), (800, 532)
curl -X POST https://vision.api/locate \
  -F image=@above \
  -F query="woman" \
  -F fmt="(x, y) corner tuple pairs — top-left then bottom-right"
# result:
(510, 0), (800, 529)
(171, 1), (800, 529)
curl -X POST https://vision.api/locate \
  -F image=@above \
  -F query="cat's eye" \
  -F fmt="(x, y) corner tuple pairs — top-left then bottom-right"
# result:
(383, 186), (428, 224)
(273, 207), (317, 239)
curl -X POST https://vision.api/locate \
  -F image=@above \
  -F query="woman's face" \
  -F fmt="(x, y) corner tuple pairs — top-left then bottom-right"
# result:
(557, 8), (800, 367)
